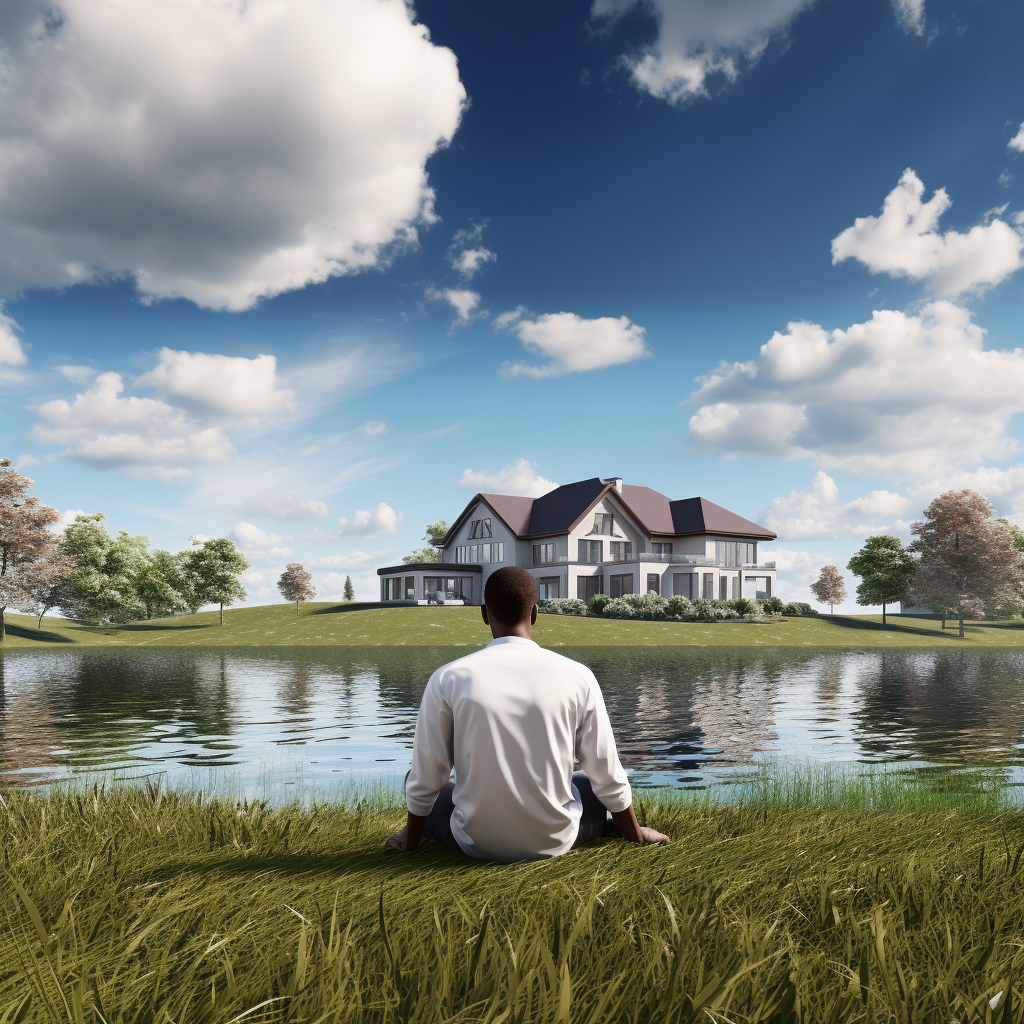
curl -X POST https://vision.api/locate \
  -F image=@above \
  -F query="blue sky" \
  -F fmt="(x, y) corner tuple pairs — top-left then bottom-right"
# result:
(2, 0), (1023, 609)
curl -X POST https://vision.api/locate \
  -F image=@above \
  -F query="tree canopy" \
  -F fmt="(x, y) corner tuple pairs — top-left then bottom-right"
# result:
(185, 537), (249, 625)
(403, 521), (448, 563)
(847, 535), (916, 626)
(809, 565), (846, 614)
(278, 562), (315, 613)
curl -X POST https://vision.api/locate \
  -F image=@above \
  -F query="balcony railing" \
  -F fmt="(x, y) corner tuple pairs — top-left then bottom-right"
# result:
(547, 554), (776, 569)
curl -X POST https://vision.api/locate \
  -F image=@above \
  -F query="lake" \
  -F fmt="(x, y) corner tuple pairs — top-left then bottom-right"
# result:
(2, 646), (1024, 800)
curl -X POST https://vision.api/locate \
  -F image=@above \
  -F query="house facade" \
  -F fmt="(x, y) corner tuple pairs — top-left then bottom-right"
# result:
(377, 476), (777, 606)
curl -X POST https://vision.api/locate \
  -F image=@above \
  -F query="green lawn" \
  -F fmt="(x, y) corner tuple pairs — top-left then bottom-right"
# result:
(2, 784), (1021, 1021)
(3, 602), (1024, 647)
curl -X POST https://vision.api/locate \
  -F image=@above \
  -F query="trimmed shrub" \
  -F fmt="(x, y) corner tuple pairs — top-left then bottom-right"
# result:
(763, 596), (785, 615)
(730, 598), (756, 616)
(666, 596), (691, 619)
(537, 598), (587, 616)
(601, 593), (670, 620)
(586, 593), (611, 617)
(782, 602), (818, 617)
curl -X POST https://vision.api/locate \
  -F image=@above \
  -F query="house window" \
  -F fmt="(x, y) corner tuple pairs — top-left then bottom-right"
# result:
(647, 573), (660, 595)
(384, 576), (403, 600)
(469, 518), (492, 540)
(533, 543), (555, 565)
(538, 577), (560, 600)
(720, 577), (728, 601)
(745, 576), (771, 599)
(424, 577), (473, 602)
(610, 574), (633, 598)
(609, 541), (633, 562)
(651, 542), (673, 555)
(703, 573), (714, 599)
(731, 576), (739, 599)
(673, 572), (696, 599)
(715, 541), (756, 566)
(578, 539), (602, 563)
(405, 576), (415, 600)
(456, 543), (503, 564)
(591, 513), (614, 536)
(577, 575), (601, 601)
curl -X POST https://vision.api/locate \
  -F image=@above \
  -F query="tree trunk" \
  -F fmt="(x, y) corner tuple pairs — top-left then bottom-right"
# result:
(220, 602), (224, 626)
(941, 616), (946, 629)
(959, 612), (965, 639)
(0, 605), (5, 642)
(830, 602), (834, 614)
(882, 602), (887, 626)
(295, 601), (299, 615)
(37, 611), (44, 629)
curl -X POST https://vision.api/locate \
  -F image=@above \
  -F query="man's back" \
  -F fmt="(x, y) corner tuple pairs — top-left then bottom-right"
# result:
(405, 636), (631, 862)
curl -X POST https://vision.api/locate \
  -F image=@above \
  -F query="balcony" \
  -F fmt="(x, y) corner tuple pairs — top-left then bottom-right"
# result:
(552, 554), (776, 569)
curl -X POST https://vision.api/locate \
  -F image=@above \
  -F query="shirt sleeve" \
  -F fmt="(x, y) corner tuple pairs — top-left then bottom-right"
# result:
(405, 671), (455, 816)
(575, 669), (632, 813)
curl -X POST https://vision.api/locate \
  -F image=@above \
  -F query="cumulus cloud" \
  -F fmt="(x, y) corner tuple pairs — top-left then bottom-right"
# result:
(428, 287), (483, 325)
(136, 349), (295, 417)
(0, 305), (26, 366)
(240, 569), (264, 584)
(309, 548), (397, 570)
(831, 169), (1024, 296)
(763, 472), (912, 540)
(0, 0), (464, 311)
(448, 223), (496, 279)
(460, 458), (558, 497)
(499, 311), (649, 378)
(689, 301), (1024, 480)
(359, 420), (387, 436)
(52, 509), (87, 534)
(228, 521), (292, 559)
(30, 372), (233, 481)
(891, 0), (925, 35)
(336, 502), (402, 537)
(592, 0), (814, 105)
(1010, 123), (1024, 154)
(233, 497), (328, 522)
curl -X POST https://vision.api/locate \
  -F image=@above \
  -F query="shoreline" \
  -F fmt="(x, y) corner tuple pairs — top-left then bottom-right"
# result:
(4, 603), (1024, 648)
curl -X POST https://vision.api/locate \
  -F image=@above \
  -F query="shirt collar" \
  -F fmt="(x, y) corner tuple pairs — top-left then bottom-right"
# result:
(486, 636), (538, 648)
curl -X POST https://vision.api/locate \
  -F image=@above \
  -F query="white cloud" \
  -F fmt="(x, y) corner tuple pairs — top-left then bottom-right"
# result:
(234, 497), (328, 522)
(0, 305), (26, 366)
(689, 301), (1024, 480)
(309, 547), (397, 570)
(831, 169), (1024, 296)
(336, 502), (402, 537)
(763, 471), (912, 540)
(460, 458), (558, 497)
(448, 223), (496, 279)
(892, 0), (925, 35)
(57, 365), (96, 384)
(499, 311), (649, 378)
(228, 521), (292, 559)
(52, 509), (87, 534)
(30, 371), (233, 481)
(240, 569), (264, 584)
(14, 454), (39, 469)
(592, 0), (814, 106)
(428, 287), (483, 325)
(359, 420), (388, 436)
(136, 349), (295, 417)
(320, 569), (376, 601)
(1010, 123), (1024, 154)
(0, 0), (464, 311)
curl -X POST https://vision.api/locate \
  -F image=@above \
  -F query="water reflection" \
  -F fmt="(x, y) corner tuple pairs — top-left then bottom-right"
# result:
(2, 646), (1024, 797)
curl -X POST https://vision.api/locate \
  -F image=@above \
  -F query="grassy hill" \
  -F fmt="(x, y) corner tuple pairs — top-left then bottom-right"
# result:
(3, 602), (1024, 647)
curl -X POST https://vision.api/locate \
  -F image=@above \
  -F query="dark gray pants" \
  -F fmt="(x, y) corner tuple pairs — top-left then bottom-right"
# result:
(420, 773), (610, 855)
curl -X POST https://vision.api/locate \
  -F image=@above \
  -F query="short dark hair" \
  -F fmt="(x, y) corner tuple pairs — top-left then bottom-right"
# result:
(484, 566), (538, 624)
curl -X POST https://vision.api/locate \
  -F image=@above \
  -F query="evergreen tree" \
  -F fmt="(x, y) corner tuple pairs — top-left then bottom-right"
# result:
(343, 575), (355, 601)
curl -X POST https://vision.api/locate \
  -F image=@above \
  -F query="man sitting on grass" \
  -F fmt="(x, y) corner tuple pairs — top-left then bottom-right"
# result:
(387, 565), (669, 861)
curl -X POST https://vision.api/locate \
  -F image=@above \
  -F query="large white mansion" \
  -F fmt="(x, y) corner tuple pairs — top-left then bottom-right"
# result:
(377, 476), (777, 607)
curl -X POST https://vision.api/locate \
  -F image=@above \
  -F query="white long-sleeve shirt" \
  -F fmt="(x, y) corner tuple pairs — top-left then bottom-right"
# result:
(405, 636), (632, 862)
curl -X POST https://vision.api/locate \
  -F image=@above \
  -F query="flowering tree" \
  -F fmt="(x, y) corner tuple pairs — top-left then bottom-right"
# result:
(0, 459), (64, 641)
(847, 535), (917, 627)
(910, 490), (1024, 638)
(809, 564), (846, 614)
(278, 562), (315, 614)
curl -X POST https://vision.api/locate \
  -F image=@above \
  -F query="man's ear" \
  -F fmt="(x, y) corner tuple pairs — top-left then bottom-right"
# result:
(481, 605), (489, 626)
(531, 604), (538, 625)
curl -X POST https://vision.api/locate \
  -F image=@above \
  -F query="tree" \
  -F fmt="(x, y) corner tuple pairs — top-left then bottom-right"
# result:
(278, 562), (315, 614)
(343, 575), (355, 601)
(910, 490), (1024, 639)
(402, 521), (448, 564)
(847, 535), (917, 627)
(55, 515), (150, 623)
(809, 564), (846, 614)
(14, 552), (75, 628)
(184, 538), (249, 625)
(137, 550), (191, 620)
(0, 459), (64, 641)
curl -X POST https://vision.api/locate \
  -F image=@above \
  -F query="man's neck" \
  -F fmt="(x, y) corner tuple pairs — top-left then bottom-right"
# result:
(489, 621), (533, 641)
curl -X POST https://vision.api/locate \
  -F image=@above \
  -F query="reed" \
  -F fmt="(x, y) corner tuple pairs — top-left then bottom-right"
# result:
(3, 779), (1024, 1022)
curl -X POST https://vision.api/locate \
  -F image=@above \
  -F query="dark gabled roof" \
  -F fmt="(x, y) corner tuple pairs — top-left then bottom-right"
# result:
(441, 478), (775, 543)
(668, 497), (776, 539)
(527, 477), (607, 535)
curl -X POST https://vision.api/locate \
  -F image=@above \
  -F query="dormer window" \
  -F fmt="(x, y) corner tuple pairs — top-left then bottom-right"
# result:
(590, 513), (614, 536)
(469, 517), (492, 539)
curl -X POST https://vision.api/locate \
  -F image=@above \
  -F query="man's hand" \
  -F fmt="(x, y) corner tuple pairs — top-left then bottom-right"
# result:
(386, 826), (409, 851)
(637, 825), (670, 844)
(386, 812), (426, 852)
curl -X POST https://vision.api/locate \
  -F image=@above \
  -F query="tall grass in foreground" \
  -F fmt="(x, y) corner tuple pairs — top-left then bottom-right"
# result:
(4, 782), (1024, 1022)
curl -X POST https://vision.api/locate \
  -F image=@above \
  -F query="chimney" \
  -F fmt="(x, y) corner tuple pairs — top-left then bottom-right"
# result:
(603, 477), (622, 493)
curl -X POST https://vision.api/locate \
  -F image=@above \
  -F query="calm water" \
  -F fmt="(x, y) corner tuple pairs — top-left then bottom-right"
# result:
(2, 646), (1024, 799)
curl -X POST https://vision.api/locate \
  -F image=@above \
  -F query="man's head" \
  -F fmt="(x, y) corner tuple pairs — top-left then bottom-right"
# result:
(482, 566), (538, 634)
